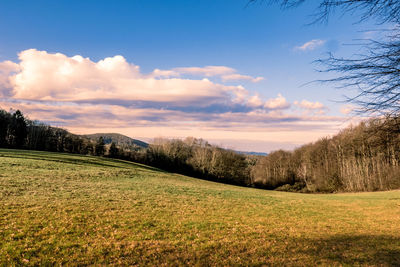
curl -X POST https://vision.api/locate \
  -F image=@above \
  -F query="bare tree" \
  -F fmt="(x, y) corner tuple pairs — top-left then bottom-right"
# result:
(317, 33), (400, 116)
(249, 0), (400, 23)
(249, 0), (400, 116)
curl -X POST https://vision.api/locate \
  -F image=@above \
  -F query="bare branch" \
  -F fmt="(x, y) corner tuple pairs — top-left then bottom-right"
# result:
(249, 0), (400, 24)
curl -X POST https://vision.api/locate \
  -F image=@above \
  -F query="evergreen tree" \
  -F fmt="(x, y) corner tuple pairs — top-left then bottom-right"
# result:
(0, 110), (11, 147)
(109, 142), (119, 158)
(10, 110), (27, 148)
(95, 136), (105, 156)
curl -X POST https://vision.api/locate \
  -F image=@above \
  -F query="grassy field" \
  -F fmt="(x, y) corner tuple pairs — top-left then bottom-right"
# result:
(0, 149), (399, 266)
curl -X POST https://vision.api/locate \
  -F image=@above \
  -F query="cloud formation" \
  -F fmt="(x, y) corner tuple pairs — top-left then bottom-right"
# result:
(294, 100), (328, 114)
(294, 39), (326, 51)
(151, 65), (264, 83)
(0, 49), (349, 151)
(173, 66), (235, 77)
(340, 104), (355, 115)
(294, 100), (324, 110)
(10, 50), (232, 105)
(6, 50), (270, 107)
(0, 49), (281, 112)
(0, 60), (20, 97)
(264, 94), (290, 110)
(221, 73), (264, 83)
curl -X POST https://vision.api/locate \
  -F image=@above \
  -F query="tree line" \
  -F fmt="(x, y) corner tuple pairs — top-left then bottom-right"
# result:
(252, 117), (400, 192)
(0, 109), (251, 186)
(0, 109), (104, 155)
(2, 108), (399, 192)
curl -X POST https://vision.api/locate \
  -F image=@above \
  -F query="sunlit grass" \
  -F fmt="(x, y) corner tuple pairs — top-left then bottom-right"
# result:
(0, 148), (399, 265)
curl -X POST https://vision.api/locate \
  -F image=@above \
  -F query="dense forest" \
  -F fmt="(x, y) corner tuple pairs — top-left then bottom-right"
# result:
(252, 117), (400, 192)
(1, 108), (399, 192)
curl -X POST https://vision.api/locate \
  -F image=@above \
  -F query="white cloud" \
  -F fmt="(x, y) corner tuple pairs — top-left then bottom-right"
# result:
(173, 66), (235, 77)
(0, 60), (20, 97)
(294, 39), (326, 51)
(247, 94), (263, 107)
(150, 65), (235, 78)
(294, 100), (328, 115)
(340, 104), (355, 115)
(264, 94), (290, 110)
(150, 68), (179, 78)
(8, 49), (249, 106)
(294, 100), (325, 110)
(221, 73), (264, 83)
(150, 65), (264, 83)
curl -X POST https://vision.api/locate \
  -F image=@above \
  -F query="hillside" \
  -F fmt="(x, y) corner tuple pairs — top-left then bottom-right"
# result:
(1, 149), (399, 265)
(84, 133), (148, 148)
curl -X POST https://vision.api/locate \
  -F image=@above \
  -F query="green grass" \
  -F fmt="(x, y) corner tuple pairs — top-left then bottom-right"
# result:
(1, 149), (399, 266)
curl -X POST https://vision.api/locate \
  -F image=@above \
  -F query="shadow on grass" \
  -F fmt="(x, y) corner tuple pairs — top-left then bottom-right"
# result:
(292, 234), (400, 266)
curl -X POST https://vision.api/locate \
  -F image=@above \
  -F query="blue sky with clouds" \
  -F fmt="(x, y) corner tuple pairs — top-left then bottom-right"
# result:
(0, 0), (381, 152)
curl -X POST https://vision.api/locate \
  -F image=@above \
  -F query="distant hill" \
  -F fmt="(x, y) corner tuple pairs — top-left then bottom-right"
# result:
(84, 133), (148, 148)
(235, 150), (268, 156)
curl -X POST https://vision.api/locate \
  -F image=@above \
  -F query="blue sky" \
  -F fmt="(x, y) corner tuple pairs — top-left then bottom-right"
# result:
(0, 0), (380, 152)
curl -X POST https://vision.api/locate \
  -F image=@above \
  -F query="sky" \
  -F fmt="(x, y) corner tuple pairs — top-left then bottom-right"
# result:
(0, 0), (380, 152)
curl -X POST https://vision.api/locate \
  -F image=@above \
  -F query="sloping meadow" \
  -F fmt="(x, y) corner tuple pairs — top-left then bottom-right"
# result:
(0, 149), (399, 265)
